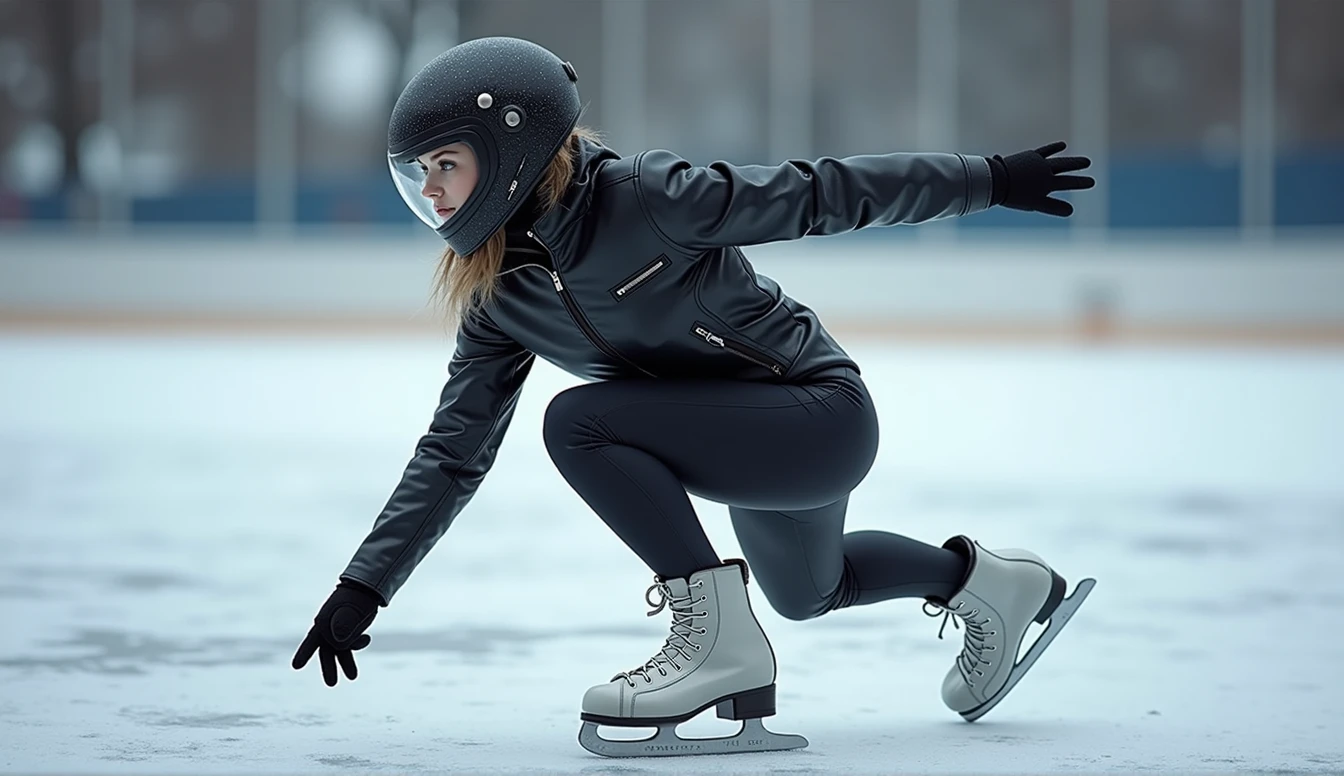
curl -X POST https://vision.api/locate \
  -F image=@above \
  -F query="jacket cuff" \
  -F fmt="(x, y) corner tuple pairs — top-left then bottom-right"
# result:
(340, 572), (391, 607)
(960, 155), (995, 215)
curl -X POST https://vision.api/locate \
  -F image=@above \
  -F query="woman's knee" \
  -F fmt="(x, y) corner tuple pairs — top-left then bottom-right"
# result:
(542, 385), (603, 459)
(757, 586), (830, 622)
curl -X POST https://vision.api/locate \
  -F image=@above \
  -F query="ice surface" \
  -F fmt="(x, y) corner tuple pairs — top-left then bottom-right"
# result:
(2, 333), (1342, 774)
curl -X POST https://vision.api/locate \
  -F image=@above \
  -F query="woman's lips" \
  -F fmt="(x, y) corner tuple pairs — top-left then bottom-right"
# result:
(436, 207), (456, 217)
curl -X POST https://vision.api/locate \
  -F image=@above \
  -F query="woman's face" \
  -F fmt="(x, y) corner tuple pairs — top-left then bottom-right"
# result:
(416, 142), (479, 222)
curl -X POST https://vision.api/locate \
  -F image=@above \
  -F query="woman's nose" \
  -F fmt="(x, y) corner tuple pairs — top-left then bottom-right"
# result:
(421, 180), (441, 198)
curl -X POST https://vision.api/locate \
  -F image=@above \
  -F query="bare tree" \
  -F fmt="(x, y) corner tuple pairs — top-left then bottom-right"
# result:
(41, 0), (81, 204)
(367, 0), (424, 120)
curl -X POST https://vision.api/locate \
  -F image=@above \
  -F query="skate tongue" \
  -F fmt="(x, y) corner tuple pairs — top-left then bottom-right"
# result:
(663, 577), (691, 599)
(645, 576), (693, 618)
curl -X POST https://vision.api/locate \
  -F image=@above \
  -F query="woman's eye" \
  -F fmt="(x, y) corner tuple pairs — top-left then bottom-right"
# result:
(416, 165), (428, 175)
(439, 160), (456, 172)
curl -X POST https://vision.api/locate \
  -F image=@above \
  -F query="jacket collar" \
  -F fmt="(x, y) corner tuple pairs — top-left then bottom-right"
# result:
(498, 137), (619, 274)
(528, 137), (620, 247)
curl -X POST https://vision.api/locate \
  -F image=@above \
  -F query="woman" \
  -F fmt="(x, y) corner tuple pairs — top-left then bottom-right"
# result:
(291, 36), (1096, 757)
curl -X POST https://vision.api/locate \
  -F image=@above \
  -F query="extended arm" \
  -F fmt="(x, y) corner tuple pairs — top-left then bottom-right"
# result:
(634, 142), (1093, 253)
(339, 309), (535, 604)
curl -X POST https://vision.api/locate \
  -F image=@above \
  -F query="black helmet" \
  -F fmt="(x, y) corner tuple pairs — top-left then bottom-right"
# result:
(387, 37), (581, 255)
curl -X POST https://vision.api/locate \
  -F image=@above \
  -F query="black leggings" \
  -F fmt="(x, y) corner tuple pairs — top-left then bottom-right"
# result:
(542, 368), (968, 621)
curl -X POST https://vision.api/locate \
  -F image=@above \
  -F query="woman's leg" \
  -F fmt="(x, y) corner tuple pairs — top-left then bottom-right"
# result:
(728, 499), (967, 620)
(541, 368), (966, 613)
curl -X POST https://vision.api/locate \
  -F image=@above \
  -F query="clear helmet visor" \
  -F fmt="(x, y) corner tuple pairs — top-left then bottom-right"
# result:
(388, 154), (452, 230)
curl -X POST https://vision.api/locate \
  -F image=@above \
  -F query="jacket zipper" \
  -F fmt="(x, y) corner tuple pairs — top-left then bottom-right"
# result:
(691, 323), (783, 376)
(527, 230), (656, 378)
(610, 256), (667, 301)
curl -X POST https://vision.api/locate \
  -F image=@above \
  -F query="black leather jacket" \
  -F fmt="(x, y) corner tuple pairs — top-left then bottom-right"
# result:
(342, 138), (994, 603)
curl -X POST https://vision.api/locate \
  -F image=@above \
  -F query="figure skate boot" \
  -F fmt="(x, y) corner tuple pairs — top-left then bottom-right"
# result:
(924, 535), (1096, 722)
(578, 559), (808, 757)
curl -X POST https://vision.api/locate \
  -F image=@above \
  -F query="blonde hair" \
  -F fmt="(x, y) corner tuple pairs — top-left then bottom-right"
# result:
(432, 126), (605, 325)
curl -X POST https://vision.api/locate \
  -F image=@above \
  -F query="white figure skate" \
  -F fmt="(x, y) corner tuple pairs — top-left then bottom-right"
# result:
(925, 535), (1096, 722)
(578, 559), (808, 757)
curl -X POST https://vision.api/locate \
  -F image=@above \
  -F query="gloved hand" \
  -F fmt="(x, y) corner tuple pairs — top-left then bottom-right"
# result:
(988, 141), (1095, 217)
(292, 579), (383, 686)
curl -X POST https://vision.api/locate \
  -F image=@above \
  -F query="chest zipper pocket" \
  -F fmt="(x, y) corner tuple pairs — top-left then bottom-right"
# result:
(690, 322), (783, 377)
(609, 256), (669, 302)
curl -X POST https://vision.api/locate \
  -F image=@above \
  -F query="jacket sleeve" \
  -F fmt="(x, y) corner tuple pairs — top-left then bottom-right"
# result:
(633, 149), (995, 253)
(340, 309), (535, 605)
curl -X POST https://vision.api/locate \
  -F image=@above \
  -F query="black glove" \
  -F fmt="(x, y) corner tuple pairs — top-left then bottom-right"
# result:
(988, 141), (1095, 217)
(292, 579), (382, 687)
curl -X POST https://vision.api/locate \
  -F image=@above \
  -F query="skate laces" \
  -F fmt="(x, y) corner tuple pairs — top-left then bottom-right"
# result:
(614, 579), (708, 687)
(923, 600), (999, 686)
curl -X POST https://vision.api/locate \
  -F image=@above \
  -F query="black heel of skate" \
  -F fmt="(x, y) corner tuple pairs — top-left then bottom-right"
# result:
(1033, 571), (1068, 623)
(716, 684), (776, 720)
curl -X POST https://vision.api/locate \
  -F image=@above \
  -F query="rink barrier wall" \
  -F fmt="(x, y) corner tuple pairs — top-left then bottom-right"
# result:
(2, 230), (1342, 346)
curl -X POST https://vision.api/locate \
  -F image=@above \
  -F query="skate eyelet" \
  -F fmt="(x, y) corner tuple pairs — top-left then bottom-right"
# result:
(695, 628), (707, 635)
(990, 631), (997, 636)
(692, 580), (703, 588)
(974, 669), (984, 676)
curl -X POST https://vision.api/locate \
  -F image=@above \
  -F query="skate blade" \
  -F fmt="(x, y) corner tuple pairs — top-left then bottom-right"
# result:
(961, 576), (1096, 723)
(578, 717), (809, 758)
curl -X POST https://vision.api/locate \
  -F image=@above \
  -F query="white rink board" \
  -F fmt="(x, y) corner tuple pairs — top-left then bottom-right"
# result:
(4, 232), (1344, 332)
(1, 334), (1343, 774)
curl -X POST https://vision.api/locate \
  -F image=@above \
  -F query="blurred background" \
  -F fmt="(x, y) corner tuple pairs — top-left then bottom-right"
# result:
(3, 4), (1344, 772)
(0, 0), (1341, 338)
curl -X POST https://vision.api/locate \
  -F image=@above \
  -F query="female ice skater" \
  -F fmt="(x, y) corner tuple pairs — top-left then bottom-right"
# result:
(291, 37), (1096, 757)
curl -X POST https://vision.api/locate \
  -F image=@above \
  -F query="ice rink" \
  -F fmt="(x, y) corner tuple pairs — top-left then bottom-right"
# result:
(2, 332), (1343, 774)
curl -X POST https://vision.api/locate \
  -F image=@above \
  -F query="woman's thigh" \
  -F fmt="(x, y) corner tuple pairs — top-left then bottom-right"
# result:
(544, 368), (879, 512)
